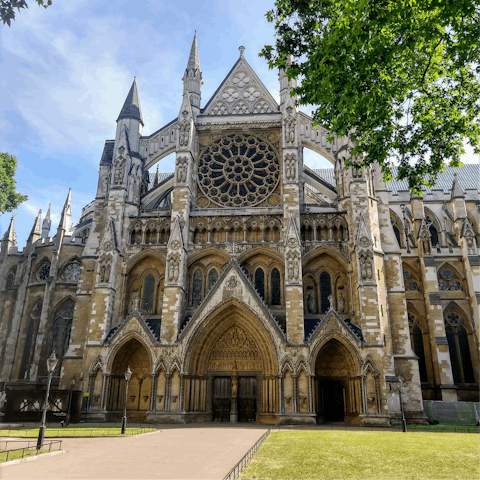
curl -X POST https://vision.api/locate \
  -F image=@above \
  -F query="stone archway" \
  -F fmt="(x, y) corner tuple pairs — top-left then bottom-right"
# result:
(183, 301), (278, 424)
(107, 338), (152, 418)
(314, 338), (362, 424)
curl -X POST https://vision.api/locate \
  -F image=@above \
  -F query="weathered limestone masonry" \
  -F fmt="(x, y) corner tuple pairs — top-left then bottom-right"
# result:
(1, 36), (478, 426)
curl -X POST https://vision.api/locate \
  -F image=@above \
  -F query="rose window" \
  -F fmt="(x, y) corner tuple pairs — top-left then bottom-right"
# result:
(38, 263), (50, 281)
(197, 134), (280, 207)
(62, 263), (81, 282)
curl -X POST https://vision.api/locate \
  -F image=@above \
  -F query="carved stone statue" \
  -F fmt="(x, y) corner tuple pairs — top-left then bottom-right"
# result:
(328, 294), (334, 310)
(132, 296), (140, 310)
(307, 294), (315, 313)
(284, 116), (295, 144)
(114, 158), (126, 185)
(338, 293), (345, 313)
(168, 254), (180, 282)
(231, 375), (238, 396)
(179, 121), (189, 147)
(177, 158), (188, 183)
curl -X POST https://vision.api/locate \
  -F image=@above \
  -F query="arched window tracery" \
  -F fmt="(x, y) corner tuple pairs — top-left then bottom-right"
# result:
(403, 267), (420, 292)
(141, 273), (156, 314)
(270, 268), (281, 305)
(50, 301), (74, 374)
(255, 268), (265, 300)
(444, 309), (475, 384)
(437, 265), (462, 291)
(407, 312), (428, 382)
(319, 271), (332, 313)
(208, 269), (218, 291)
(191, 269), (203, 306)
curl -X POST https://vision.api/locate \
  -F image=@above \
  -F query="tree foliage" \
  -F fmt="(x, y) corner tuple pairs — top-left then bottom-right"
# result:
(0, 153), (27, 215)
(261, 0), (480, 193)
(1, 0), (52, 26)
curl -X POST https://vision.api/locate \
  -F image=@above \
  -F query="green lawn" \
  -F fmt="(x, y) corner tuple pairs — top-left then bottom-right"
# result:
(240, 430), (479, 480)
(0, 449), (51, 463)
(0, 427), (156, 437)
(395, 424), (479, 433)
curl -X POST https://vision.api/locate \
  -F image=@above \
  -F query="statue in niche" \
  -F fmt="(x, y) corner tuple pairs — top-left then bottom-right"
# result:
(307, 294), (315, 313)
(99, 265), (106, 283)
(176, 158), (188, 183)
(168, 254), (180, 282)
(338, 293), (345, 313)
(113, 158), (126, 185)
(466, 234), (476, 254)
(132, 296), (140, 311)
(285, 154), (296, 180)
(327, 294), (334, 310)
(179, 121), (189, 147)
(231, 376), (238, 396)
(360, 256), (373, 281)
(422, 233), (431, 255)
(287, 259), (294, 281)
(104, 264), (111, 283)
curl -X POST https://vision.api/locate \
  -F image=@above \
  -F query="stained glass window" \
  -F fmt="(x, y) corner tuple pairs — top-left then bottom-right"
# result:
(20, 319), (36, 379)
(319, 271), (332, 313)
(255, 268), (265, 300)
(458, 326), (475, 383)
(208, 269), (218, 291)
(412, 326), (428, 382)
(192, 270), (203, 306)
(446, 325), (461, 384)
(142, 274), (155, 313)
(6, 274), (14, 288)
(271, 268), (281, 305)
(429, 225), (439, 247)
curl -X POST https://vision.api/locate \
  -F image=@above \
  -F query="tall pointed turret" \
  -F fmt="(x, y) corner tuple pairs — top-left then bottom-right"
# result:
(58, 188), (72, 232)
(1, 214), (17, 260)
(115, 79), (144, 156)
(451, 172), (464, 199)
(42, 203), (51, 239)
(279, 55), (298, 107)
(117, 78), (144, 126)
(2, 215), (17, 245)
(183, 32), (203, 115)
(27, 209), (42, 244)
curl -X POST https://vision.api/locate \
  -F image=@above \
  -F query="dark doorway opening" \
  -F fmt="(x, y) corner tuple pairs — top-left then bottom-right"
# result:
(321, 380), (344, 422)
(238, 377), (256, 422)
(212, 377), (231, 422)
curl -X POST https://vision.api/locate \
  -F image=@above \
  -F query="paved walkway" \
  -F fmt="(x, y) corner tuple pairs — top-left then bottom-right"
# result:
(1, 424), (267, 479)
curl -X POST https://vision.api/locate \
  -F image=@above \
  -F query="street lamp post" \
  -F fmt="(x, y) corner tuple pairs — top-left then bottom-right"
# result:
(37, 352), (58, 450)
(121, 366), (132, 435)
(65, 375), (76, 428)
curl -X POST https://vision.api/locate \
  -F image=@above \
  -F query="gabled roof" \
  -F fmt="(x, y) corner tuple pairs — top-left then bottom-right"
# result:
(201, 54), (279, 116)
(117, 79), (144, 126)
(178, 256), (286, 341)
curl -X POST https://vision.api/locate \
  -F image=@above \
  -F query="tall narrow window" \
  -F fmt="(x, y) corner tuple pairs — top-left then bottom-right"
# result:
(192, 269), (203, 306)
(20, 319), (36, 379)
(255, 268), (265, 300)
(142, 274), (155, 313)
(445, 311), (475, 384)
(319, 271), (332, 313)
(50, 301), (74, 375)
(429, 225), (439, 247)
(412, 326), (428, 382)
(208, 269), (218, 291)
(271, 268), (281, 305)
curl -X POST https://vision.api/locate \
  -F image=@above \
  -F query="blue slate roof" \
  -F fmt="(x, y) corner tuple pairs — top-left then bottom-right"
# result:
(100, 140), (115, 165)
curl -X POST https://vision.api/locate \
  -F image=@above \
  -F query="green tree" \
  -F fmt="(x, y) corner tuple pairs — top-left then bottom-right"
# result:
(0, 153), (27, 214)
(261, 0), (480, 193)
(1, 0), (52, 26)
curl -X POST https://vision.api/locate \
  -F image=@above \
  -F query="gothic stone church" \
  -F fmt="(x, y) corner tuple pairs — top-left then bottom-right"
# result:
(1, 35), (479, 426)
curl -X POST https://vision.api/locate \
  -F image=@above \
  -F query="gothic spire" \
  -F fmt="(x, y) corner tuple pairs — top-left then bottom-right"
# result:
(2, 214), (17, 245)
(186, 31), (200, 71)
(28, 209), (42, 242)
(42, 203), (51, 238)
(183, 32), (202, 114)
(58, 188), (72, 232)
(451, 172), (465, 199)
(154, 165), (160, 186)
(117, 78), (144, 126)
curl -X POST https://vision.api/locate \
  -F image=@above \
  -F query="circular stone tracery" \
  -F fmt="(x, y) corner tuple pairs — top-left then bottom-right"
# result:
(198, 134), (280, 207)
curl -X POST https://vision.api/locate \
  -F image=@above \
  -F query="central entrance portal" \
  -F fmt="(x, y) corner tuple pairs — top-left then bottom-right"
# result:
(212, 377), (231, 422)
(238, 377), (256, 422)
(320, 380), (345, 422)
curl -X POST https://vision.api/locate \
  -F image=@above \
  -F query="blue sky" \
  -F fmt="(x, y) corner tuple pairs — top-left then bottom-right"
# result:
(1, 0), (478, 246)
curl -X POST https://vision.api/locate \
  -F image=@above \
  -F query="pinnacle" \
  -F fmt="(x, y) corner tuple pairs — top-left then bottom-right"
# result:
(117, 78), (144, 126)
(186, 32), (200, 71)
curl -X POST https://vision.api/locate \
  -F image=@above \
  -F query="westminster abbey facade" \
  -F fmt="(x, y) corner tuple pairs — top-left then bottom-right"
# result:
(1, 35), (479, 425)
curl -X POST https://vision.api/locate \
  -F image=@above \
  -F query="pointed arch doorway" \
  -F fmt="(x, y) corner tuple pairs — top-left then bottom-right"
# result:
(314, 339), (362, 423)
(183, 301), (278, 424)
(107, 338), (152, 420)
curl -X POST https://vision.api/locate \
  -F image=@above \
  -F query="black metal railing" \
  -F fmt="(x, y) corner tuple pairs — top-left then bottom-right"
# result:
(223, 428), (271, 480)
(0, 439), (62, 463)
(0, 427), (155, 437)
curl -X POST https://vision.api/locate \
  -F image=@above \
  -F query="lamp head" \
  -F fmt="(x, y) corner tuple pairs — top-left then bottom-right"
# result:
(46, 351), (58, 374)
(124, 366), (132, 382)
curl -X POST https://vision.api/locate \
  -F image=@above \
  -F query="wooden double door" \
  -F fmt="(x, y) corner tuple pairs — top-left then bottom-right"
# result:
(212, 376), (257, 422)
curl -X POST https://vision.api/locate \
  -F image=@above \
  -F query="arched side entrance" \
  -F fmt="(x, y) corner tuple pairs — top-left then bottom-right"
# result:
(107, 338), (152, 418)
(183, 300), (278, 424)
(314, 339), (362, 423)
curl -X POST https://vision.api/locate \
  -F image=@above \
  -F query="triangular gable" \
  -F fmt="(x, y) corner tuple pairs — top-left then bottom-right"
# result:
(178, 257), (285, 341)
(202, 56), (279, 116)
(306, 308), (364, 345)
(104, 309), (159, 346)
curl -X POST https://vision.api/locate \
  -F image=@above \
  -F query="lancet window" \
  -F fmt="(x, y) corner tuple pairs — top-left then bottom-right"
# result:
(270, 268), (281, 305)
(407, 312), (428, 382)
(255, 268), (265, 301)
(319, 271), (332, 313)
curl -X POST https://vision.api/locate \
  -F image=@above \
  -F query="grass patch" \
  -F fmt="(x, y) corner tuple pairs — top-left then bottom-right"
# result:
(0, 449), (50, 463)
(240, 430), (478, 480)
(394, 424), (479, 433)
(0, 427), (156, 437)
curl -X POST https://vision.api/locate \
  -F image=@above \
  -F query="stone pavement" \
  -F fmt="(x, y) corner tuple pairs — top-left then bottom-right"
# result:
(0, 424), (268, 479)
